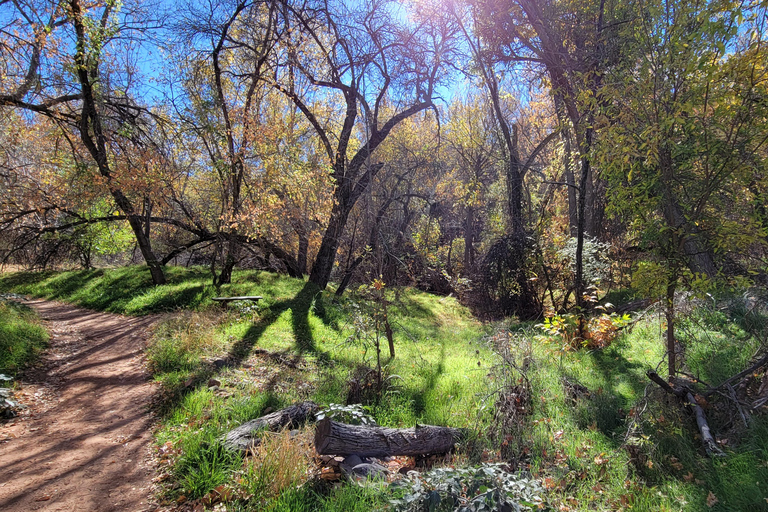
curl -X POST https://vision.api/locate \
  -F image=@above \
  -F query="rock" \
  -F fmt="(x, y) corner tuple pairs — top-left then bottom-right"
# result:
(208, 378), (222, 388)
(212, 359), (228, 369)
(339, 454), (363, 475)
(349, 462), (389, 480)
(344, 454), (363, 466)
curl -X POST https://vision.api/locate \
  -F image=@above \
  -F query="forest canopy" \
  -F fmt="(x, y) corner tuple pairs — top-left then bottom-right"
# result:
(1, 0), (767, 318)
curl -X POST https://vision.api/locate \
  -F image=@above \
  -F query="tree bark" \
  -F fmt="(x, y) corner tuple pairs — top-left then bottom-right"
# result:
(666, 265), (678, 379)
(314, 418), (465, 457)
(658, 148), (717, 278)
(310, 203), (351, 290)
(222, 401), (318, 452)
(297, 230), (309, 276)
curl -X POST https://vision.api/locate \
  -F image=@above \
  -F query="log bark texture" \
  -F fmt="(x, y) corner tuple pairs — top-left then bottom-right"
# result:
(223, 401), (318, 452)
(314, 418), (465, 457)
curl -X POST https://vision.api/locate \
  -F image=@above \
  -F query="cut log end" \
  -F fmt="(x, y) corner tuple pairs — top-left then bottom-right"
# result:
(314, 417), (333, 455)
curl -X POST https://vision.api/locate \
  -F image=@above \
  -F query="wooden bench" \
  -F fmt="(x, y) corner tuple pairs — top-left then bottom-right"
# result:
(212, 296), (263, 308)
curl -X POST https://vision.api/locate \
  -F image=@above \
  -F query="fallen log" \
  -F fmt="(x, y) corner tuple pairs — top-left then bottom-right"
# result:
(646, 371), (723, 457)
(223, 401), (318, 452)
(315, 418), (465, 458)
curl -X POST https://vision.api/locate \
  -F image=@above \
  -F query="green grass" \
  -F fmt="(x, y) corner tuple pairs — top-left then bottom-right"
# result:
(0, 266), (303, 315)
(0, 299), (49, 376)
(3, 267), (767, 511)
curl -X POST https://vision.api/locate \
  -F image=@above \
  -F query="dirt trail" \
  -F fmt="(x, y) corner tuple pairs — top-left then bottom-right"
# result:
(0, 300), (159, 511)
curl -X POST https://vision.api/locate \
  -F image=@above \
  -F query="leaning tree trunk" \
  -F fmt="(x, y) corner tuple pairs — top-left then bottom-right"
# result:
(71, 0), (166, 285)
(315, 419), (464, 458)
(310, 201), (353, 290)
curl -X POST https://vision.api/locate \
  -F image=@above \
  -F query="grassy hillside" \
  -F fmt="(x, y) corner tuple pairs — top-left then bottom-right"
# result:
(2, 267), (767, 511)
(0, 297), (49, 377)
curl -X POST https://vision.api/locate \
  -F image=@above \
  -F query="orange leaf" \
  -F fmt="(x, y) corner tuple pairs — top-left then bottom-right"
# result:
(594, 453), (609, 465)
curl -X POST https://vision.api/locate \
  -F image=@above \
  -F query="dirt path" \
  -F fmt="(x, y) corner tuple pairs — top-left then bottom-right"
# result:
(0, 300), (159, 512)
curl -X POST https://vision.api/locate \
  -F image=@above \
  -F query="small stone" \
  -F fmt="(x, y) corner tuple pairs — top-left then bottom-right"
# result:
(344, 454), (363, 466)
(350, 463), (389, 480)
(208, 379), (221, 388)
(339, 454), (363, 475)
(319, 455), (334, 463)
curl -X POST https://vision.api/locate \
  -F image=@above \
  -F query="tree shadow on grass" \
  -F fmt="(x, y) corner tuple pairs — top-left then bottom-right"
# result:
(554, 346), (648, 442)
(229, 281), (326, 362)
(153, 282), (331, 416)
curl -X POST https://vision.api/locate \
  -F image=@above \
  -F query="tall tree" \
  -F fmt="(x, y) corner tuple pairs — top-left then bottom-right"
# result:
(173, 0), (281, 284)
(0, 0), (168, 284)
(599, 0), (768, 376)
(470, 0), (622, 308)
(271, 0), (459, 289)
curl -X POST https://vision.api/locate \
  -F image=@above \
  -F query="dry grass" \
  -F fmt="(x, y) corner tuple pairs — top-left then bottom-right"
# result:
(154, 309), (229, 357)
(240, 427), (316, 504)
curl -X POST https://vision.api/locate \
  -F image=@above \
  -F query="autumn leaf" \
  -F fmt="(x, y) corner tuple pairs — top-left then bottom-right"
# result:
(669, 456), (684, 471)
(594, 453), (609, 465)
(706, 491), (719, 507)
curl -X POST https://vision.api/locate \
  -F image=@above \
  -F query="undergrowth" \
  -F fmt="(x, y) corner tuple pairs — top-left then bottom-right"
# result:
(2, 267), (767, 511)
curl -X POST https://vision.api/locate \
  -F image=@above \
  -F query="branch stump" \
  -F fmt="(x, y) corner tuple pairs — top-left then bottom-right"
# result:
(222, 401), (318, 452)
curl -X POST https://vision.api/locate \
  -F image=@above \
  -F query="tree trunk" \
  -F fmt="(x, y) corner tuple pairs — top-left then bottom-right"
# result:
(574, 153), (590, 311)
(222, 401), (318, 452)
(464, 208), (474, 270)
(666, 265), (678, 379)
(113, 195), (166, 285)
(310, 201), (351, 290)
(564, 141), (579, 237)
(297, 230), (309, 276)
(314, 419), (465, 457)
(216, 234), (239, 285)
(659, 148), (717, 278)
(70, 0), (166, 286)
